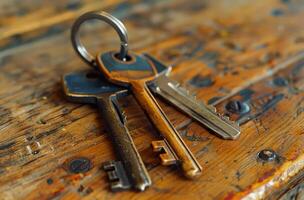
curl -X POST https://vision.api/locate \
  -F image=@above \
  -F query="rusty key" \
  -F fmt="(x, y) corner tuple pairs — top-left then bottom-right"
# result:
(62, 70), (151, 191)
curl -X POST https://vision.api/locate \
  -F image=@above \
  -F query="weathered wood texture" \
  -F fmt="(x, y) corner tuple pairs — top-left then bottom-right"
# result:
(0, 0), (304, 199)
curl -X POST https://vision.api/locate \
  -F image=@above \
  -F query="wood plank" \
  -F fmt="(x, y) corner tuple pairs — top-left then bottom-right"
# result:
(0, 0), (304, 199)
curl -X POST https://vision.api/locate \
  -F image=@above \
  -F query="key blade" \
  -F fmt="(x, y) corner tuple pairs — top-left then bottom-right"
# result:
(152, 140), (178, 165)
(150, 74), (240, 140)
(103, 161), (132, 191)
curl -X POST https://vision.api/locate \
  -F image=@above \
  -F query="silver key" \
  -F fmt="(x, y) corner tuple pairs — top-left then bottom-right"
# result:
(147, 60), (240, 140)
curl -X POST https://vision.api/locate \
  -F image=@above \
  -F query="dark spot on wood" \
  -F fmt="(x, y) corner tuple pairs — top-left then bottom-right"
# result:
(1, 25), (65, 52)
(36, 125), (64, 140)
(179, 129), (209, 142)
(225, 100), (250, 114)
(180, 1), (207, 12)
(46, 178), (53, 185)
(62, 108), (71, 115)
(78, 185), (84, 192)
(295, 37), (304, 43)
(261, 94), (284, 112)
(260, 51), (281, 64)
(235, 170), (241, 181)
(152, 186), (172, 194)
(258, 149), (285, 164)
(257, 149), (277, 162)
(272, 76), (288, 87)
(68, 157), (91, 174)
(112, 2), (132, 15)
(239, 88), (255, 101)
(0, 168), (5, 175)
(231, 71), (239, 75)
(296, 107), (304, 117)
(271, 8), (285, 16)
(236, 93), (284, 124)
(0, 106), (12, 125)
(32, 150), (40, 155)
(185, 41), (205, 58)
(11, 34), (23, 47)
(85, 187), (93, 195)
(232, 184), (243, 192)
(0, 141), (15, 150)
(219, 87), (230, 94)
(65, 1), (82, 10)
(16, 7), (28, 16)
(161, 40), (205, 61)
(281, 0), (290, 4)
(222, 41), (244, 52)
(199, 51), (219, 68)
(254, 43), (268, 50)
(188, 74), (214, 88)
(21, 157), (41, 167)
(26, 136), (34, 141)
(37, 118), (47, 125)
(207, 96), (223, 105)
(196, 145), (209, 157)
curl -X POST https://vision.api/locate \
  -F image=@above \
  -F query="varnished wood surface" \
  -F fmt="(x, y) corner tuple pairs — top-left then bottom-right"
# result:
(0, 0), (304, 199)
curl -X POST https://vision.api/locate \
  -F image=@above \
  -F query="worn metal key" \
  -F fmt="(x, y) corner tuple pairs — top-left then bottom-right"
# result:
(147, 56), (241, 140)
(62, 70), (151, 191)
(96, 53), (201, 178)
(71, 11), (202, 179)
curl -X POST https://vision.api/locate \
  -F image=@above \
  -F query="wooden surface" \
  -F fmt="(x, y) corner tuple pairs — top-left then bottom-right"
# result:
(0, 0), (304, 199)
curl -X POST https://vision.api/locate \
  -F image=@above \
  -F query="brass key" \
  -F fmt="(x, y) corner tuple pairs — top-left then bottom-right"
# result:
(71, 11), (202, 178)
(97, 53), (201, 179)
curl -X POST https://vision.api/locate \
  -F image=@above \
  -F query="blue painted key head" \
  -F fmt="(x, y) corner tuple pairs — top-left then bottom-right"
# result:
(143, 53), (168, 75)
(62, 70), (125, 104)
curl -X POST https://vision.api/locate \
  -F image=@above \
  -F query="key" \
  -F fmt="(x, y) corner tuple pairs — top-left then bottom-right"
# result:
(62, 70), (151, 191)
(151, 140), (178, 166)
(147, 57), (240, 139)
(71, 11), (202, 179)
(96, 53), (202, 178)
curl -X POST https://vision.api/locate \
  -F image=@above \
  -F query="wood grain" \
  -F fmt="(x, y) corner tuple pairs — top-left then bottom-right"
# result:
(0, 0), (304, 199)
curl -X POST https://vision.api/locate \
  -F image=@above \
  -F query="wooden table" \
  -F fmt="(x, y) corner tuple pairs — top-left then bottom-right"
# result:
(0, 0), (304, 199)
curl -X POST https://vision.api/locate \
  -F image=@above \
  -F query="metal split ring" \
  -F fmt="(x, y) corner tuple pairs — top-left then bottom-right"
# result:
(71, 11), (129, 68)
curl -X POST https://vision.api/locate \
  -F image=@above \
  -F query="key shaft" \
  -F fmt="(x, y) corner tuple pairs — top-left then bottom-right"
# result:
(97, 93), (151, 191)
(131, 80), (202, 178)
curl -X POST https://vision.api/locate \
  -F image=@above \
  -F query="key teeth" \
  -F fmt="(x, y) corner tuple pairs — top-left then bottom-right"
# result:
(151, 140), (178, 166)
(103, 161), (132, 191)
(220, 114), (239, 127)
(167, 78), (198, 101)
(103, 161), (116, 171)
(223, 116), (230, 121)
(155, 74), (241, 138)
(207, 105), (217, 112)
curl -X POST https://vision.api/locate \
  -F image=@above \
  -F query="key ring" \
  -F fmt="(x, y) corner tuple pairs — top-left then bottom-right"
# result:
(71, 11), (129, 68)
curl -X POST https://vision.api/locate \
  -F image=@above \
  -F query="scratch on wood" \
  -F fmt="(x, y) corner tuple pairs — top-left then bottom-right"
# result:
(0, 141), (15, 150)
